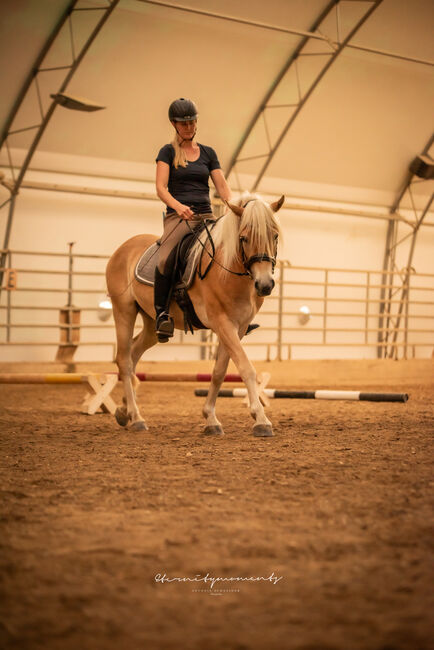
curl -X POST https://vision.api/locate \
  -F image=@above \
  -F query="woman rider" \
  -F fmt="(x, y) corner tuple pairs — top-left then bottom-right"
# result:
(154, 98), (232, 342)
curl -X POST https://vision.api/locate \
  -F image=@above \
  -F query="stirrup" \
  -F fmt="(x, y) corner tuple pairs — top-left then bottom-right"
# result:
(156, 312), (174, 343)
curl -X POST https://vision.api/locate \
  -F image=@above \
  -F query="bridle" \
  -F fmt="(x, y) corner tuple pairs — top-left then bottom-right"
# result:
(186, 199), (278, 279)
(238, 199), (278, 277)
(239, 240), (277, 277)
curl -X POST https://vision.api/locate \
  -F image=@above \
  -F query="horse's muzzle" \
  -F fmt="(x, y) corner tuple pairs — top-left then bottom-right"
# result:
(255, 278), (275, 296)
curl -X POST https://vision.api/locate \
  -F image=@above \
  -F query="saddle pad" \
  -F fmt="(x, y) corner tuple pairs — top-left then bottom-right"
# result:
(134, 241), (197, 289)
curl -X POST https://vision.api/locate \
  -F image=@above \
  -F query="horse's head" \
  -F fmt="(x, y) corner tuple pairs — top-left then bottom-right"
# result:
(226, 195), (284, 297)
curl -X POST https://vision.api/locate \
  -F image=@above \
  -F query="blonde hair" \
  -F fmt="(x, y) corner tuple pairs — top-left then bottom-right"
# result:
(171, 136), (188, 169)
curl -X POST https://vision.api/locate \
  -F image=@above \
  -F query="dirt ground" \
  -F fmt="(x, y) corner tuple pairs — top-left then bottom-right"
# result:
(0, 358), (433, 650)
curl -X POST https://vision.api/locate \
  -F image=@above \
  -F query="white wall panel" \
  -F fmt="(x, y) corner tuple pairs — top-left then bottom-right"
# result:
(0, 149), (432, 361)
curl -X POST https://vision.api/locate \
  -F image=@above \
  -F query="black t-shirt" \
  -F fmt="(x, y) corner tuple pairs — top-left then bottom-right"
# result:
(156, 143), (221, 215)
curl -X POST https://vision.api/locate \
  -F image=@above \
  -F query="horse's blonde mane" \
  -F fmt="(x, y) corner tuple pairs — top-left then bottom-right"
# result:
(189, 192), (282, 277)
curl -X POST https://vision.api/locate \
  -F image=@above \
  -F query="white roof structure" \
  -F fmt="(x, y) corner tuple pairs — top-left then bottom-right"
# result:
(1, 0), (433, 198)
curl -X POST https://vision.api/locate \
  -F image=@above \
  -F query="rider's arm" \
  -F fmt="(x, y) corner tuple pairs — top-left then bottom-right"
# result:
(156, 161), (193, 219)
(210, 168), (232, 203)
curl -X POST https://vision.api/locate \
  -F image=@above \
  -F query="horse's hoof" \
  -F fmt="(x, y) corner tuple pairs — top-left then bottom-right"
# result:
(130, 420), (148, 432)
(115, 407), (129, 427)
(203, 425), (224, 436)
(253, 424), (273, 437)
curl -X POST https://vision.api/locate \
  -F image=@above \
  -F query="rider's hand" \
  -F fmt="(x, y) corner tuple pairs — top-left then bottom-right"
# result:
(175, 203), (194, 220)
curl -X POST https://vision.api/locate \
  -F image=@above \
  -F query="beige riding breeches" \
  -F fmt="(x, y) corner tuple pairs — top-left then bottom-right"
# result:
(157, 212), (214, 274)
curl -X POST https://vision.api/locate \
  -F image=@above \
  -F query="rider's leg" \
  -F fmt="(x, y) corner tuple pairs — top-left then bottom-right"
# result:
(154, 265), (175, 342)
(154, 215), (197, 342)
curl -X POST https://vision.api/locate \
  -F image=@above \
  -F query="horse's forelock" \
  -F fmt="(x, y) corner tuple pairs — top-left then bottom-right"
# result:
(188, 195), (282, 277)
(241, 199), (282, 256)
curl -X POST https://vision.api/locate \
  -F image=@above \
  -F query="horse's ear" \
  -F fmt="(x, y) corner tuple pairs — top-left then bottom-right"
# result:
(225, 200), (244, 218)
(270, 195), (285, 212)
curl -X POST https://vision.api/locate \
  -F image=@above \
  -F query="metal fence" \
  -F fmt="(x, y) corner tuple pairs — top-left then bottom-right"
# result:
(0, 248), (433, 360)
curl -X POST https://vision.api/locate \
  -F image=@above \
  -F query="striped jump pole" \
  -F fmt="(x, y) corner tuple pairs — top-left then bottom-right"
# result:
(195, 388), (409, 403)
(0, 372), (244, 384)
(0, 373), (120, 415)
(0, 372), (249, 417)
(132, 372), (243, 383)
(0, 373), (86, 384)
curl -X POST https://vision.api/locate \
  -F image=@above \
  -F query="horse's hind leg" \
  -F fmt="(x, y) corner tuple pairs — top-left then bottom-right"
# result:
(113, 302), (147, 431)
(202, 343), (230, 436)
(131, 311), (157, 369)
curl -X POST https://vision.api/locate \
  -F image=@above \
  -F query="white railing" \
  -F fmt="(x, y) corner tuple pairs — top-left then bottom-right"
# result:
(0, 249), (433, 360)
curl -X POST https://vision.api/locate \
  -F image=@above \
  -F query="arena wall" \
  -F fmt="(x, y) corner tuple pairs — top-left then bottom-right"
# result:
(1, 148), (433, 362)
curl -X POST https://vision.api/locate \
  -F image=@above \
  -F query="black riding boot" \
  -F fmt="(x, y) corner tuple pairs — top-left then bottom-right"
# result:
(154, 267), (174, 343)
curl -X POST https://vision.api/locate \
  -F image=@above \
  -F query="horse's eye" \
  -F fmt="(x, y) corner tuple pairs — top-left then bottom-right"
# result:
(274, 233), (278, 241)
(240, 236), (247, 243)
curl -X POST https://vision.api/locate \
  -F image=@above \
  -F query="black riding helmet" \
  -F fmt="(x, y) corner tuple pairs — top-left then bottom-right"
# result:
(168, 98), (198, 122)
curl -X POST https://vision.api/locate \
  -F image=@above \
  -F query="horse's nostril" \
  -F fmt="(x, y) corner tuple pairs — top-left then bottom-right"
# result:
(255, 281), (274, 297)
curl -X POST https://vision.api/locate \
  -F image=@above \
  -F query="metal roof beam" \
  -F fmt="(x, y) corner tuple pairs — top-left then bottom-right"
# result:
(377, 133), (434, 358)
(139, 0), (434, 67)
(0, 1), (77, 149)
(0, 0), (120, 295)
(225, 1), (384, 191)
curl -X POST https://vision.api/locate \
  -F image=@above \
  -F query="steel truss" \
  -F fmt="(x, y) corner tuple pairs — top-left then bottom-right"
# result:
(0, 0), (120, 292)
(378, 134), (434, 359)
(225, 0), (384, 191)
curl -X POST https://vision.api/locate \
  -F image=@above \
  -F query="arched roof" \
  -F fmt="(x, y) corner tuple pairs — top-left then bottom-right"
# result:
(0, 0), (433, 197)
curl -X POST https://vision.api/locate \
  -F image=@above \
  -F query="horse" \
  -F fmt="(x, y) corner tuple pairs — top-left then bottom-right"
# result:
(106, 193), (284, 437)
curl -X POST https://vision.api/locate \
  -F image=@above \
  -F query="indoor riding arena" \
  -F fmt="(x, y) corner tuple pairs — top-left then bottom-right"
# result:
(0, 2), (433, 650)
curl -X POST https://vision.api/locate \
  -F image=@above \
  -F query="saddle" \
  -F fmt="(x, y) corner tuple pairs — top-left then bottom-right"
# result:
(134, 227), (208, 333)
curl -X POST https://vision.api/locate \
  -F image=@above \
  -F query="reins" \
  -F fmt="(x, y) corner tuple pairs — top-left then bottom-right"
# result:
(185, 204), (278, 280)
(185, 216), (251, 279)
(108, 201), (278, 300)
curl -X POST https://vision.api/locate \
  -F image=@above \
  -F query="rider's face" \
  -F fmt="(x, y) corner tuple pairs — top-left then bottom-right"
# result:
(172, 119), (196, 139)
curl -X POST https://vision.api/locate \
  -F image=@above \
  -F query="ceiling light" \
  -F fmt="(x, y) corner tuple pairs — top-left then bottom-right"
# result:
(409, 154), (434, 180)
(50, 92), (105, 112)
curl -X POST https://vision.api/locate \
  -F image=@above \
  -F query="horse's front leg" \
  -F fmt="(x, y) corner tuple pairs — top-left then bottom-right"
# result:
(214, 318), (273, 437)
(202, 343), (230, 436)
(112, 304), (148, 432)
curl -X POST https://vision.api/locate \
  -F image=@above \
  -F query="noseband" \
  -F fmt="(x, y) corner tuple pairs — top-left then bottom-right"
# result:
(239, 239), (277, 277)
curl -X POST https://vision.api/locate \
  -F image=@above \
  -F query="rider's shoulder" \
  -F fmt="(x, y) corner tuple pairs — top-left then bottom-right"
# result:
(156, 143), (175, 163)
(158, 143), (174, 154)
(198, 143), (218, 159)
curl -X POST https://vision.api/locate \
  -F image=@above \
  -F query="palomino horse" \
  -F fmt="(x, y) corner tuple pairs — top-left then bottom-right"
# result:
(106, 193), (284, 437)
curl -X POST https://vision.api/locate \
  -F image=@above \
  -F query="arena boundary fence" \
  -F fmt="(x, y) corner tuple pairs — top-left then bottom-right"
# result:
(0, 248), (433, 361)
